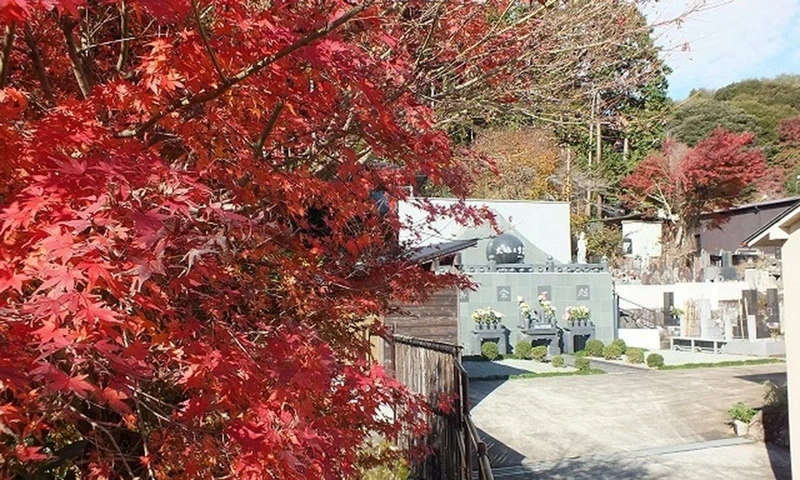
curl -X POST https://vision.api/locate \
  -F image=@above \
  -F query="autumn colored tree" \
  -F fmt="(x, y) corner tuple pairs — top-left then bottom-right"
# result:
(0, 1), (714, 477)
(0, 0), (526, 478)
(468, 128), (562, 201)
(776, 117), (800, 194)
(621, 129), (767, 250)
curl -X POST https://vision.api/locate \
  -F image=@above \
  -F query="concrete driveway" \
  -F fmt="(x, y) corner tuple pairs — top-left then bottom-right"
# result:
(470, 363), (789, 478)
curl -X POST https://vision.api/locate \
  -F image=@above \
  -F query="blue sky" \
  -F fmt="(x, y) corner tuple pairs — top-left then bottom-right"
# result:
(643, 0), (800, 100)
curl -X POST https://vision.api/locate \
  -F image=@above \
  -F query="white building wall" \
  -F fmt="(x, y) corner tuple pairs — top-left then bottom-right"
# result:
(616, 282), (749, 311)
(398, 199), (571, 263)
(618, 329), (661, 350)
(781, 225), (800, 472)
(621, 220), (662, 259)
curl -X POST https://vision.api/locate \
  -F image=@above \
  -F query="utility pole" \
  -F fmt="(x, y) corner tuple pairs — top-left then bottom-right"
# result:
(596, 120), (602, 218)
(586, 92), (597, 217)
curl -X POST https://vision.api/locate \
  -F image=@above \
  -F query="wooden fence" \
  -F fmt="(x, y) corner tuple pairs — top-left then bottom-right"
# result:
(387, 334), (493, 480)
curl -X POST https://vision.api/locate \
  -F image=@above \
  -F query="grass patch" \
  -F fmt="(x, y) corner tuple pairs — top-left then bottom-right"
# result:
(658, 358), (784, 371)
(471, 368), (605, 382)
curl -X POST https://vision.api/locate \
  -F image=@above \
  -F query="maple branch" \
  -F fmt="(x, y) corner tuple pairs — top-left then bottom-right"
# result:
(22, 25), (55, 105)
(252, 100), (284, 158)
(68, 406), (137, 478)
(192, 0), (228, 84)
(116, 0), (129, 73)
(0, 23), (16, 88)
(116, 2), (371, 139)
(60, 16), (92, 98)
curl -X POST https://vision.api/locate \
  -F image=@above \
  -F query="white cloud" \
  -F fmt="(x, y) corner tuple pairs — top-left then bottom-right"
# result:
(643, 0), (800, 99)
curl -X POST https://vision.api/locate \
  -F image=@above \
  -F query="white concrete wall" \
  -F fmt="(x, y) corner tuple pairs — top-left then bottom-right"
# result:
(782, 224), (800, 472)
(617, 282), (749, 311)
(622, 221), (662, 259)
(398, 199), (571, 263)
(618, 329), (661, 351)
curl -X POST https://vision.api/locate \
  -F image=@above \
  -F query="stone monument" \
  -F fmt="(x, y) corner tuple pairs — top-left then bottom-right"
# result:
(577, 232), (587, 264)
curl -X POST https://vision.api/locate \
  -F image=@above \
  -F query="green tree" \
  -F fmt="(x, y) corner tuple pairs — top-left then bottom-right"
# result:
(668, 99), (759, 145)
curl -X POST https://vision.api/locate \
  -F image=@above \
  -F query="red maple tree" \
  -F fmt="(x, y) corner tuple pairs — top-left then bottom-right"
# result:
(621, 129), (767, 249)
(0, 1), (492, 478)
(0, 0), (690, 477)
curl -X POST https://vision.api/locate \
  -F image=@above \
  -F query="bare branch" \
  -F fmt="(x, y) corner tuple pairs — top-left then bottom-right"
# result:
(252, 100), (284, 158)
(22, 25), (55, 105)
(116, 2), (370, 138)
(0, 23), (17, 88)
(192, 0), (228, 84)
(60, 16), (92, 98)
(116, 0), (129, 73)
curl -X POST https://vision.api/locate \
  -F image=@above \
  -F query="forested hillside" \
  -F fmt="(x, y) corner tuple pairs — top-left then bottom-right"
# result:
(668, 76), (800, 194)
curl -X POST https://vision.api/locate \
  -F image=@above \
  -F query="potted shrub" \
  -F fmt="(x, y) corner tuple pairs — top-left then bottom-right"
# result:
(728, 402), (757, 436)
(471, 307), (503, 331)
(670, 305), (683, 324)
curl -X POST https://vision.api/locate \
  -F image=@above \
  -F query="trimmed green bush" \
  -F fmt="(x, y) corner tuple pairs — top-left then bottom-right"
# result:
(626, 347), (645, 364)
(728, 402), (757, 423)
(551, 355), (565, 368)
(585, 339), (605, 357)
(481, 341), (500, 361)
(514, 340), (533, 359)
(603, 344), (623, 360)
(574, 350), (587, 358)
(531, 345), (548, 362)
(646, 353), (665, 368)
(574, 357), (591, 371)
(610, 338), (627, 354)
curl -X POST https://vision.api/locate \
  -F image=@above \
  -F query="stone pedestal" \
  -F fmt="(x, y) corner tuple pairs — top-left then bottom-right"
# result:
(473, 323), (509, 355)
(520, 319), (561, 355)
(560, 320), (596, 354)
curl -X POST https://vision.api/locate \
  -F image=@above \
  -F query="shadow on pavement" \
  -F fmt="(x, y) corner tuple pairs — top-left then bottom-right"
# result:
(463, 360), (534, 381)
(464, 361), (532, 409)
(766, 443), (792, 480)
(493, 456), (662, 480)
(467, 379), (506, 409)
(735, 372), (787, 386)
(476, 428), (526, 468)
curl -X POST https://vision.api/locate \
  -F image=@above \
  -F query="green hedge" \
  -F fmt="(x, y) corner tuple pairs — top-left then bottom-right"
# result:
(646, 353), (665, 368)
(575, 357), (591, 371)
(481, 341), (500, 361)
(551, 355), (565, 368)
(531, 345), (548, 362)
(585, 339), (605, 357)
(603, 344), (623, 360)
(514, 340), (532, 359)
(610, 338), (627, 354)
(625, 348), (645, 364)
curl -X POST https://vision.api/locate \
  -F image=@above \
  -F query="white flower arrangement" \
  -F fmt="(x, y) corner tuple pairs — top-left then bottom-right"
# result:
(518, 297), (533, 321)
(538, 293), (556, 323)
(471, 307), (503, 325)
(563, 305), (590, 321)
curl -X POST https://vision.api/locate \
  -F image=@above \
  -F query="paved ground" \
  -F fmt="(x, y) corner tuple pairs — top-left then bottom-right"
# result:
(470, 363), (789, 478)
(489, 438), (791, 480)
(464, 359), (576, 379)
